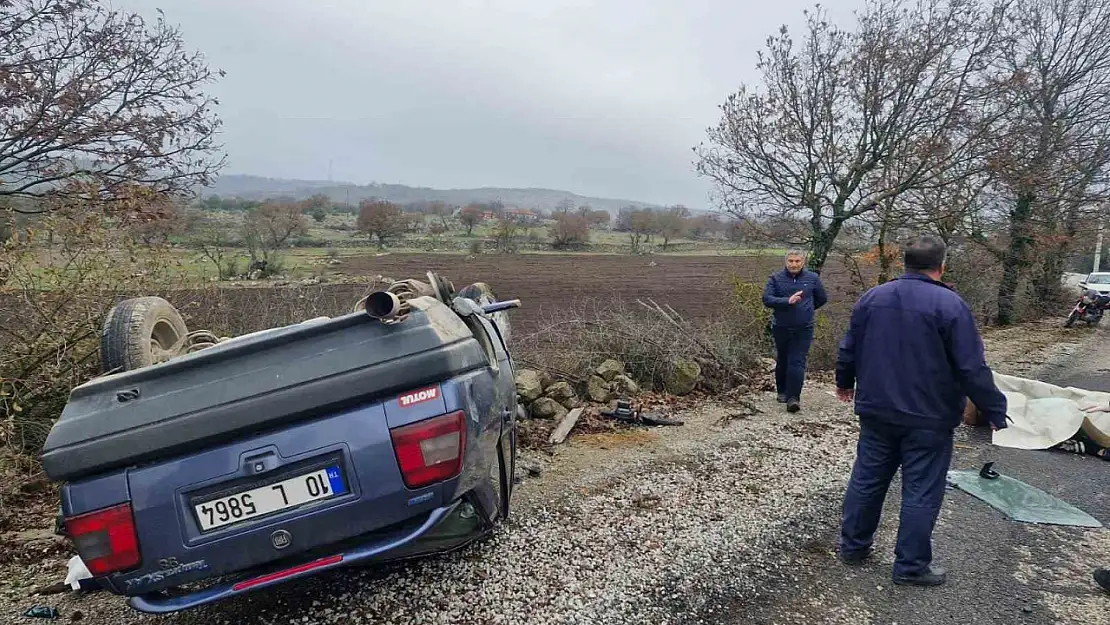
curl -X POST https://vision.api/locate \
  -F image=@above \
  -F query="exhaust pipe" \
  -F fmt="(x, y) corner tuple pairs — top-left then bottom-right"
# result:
(364, 290), (404, 323)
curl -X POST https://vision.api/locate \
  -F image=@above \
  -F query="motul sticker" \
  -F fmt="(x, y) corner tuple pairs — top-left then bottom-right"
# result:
(399, 386), (439, 408)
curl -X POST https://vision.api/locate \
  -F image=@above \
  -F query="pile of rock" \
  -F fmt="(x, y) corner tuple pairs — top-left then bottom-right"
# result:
(514, 370), (577, 421)
(586, 360), (641, 403)
(514, 359), (643, 420)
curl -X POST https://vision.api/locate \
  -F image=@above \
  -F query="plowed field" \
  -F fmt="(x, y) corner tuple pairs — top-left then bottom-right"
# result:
(335, 253), (854, 334)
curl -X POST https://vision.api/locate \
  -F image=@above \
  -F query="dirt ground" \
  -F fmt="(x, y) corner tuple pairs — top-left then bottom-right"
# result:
(291, 252), (865, 334)
(0, 316), (1091, 624)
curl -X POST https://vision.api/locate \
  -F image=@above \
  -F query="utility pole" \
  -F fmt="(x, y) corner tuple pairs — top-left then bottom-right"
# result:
(1096, 222), (1104, 273)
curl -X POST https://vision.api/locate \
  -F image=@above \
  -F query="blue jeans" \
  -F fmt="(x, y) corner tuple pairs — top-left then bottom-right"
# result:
(839, 418), (954, 577)
(772, 324), (814, 401)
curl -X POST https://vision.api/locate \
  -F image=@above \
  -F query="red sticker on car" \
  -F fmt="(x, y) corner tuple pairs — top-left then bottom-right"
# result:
(399, 386), (439, 408)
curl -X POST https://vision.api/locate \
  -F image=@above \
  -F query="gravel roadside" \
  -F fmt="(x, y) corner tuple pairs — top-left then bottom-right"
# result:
(0, 319), (1094, 624)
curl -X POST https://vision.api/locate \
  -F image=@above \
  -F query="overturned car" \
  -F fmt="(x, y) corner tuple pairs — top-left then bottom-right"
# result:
(40, 273), (520, 613)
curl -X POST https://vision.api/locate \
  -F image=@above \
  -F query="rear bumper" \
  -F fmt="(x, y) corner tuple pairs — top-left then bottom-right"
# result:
(126, 497), (485, 614)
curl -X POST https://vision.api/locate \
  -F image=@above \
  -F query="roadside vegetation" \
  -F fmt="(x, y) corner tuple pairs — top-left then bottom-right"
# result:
(0, 0), (1108, 513)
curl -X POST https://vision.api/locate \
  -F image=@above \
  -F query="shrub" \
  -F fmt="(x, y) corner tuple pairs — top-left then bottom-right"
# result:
(513, 296), (764, 394)
(0, 195), (185, 452)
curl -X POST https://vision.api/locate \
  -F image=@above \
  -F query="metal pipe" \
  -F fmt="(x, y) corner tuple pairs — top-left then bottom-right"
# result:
(480, 299), (521, 314)
(364, 291), (403, 322)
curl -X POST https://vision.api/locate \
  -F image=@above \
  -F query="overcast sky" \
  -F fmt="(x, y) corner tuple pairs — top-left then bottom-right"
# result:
(113, 0), (857, 208)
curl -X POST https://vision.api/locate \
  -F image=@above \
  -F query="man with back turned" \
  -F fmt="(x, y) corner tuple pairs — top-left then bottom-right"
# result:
(834, 234), (1008, 587)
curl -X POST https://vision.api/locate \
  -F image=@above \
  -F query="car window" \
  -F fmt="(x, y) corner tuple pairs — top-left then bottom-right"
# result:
(1089, 274), (1110, 284)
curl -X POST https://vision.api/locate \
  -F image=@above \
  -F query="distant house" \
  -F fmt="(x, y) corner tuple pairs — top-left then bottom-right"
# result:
(505, 208), (541, 224)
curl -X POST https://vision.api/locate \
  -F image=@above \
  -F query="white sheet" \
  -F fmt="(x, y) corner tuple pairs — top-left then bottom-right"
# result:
(990, 372), (1110, 450)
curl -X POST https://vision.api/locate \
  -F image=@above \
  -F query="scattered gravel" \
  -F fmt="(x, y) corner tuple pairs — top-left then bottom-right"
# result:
(0, 391), (862, 625)
(0, 319), (1093, 625)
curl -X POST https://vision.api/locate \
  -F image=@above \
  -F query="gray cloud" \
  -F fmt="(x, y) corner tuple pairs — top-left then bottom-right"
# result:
(113, 0), (857, 207)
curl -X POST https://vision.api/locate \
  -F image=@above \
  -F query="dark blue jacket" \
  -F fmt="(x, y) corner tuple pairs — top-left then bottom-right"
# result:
(762, 268), (828, 328)
(835, 273), (1008, 431)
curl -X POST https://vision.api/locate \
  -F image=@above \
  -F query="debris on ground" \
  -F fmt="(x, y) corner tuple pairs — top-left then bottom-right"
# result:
(549, 408), (583, 445)
(600, 398), (684, 427)
(947, 466), (1103, 528)
(23, 605), (59, 619)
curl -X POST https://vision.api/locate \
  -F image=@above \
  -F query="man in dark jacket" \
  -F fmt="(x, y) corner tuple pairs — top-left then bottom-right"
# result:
(763, 250), (828, 412)
(834, 235), (1008, 587)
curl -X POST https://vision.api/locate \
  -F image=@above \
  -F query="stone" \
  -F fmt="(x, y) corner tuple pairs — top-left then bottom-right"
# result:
(759, 357), (777, 373)
(531, 397), (567, 420)
(588, 375), (616, 403)
(664, 359), (701, 395)
(596, 359), (626, 382)
(515, 370), (544, 402)
(544, 381), (578, 408)
(612, 374), (641, 395)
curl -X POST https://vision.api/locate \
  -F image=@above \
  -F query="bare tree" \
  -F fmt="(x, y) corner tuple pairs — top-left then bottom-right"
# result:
(587, 209), (611, 229)
(242, 201), (309, 264)
(193, 213), (241, 279)
(655, 205), (691, 250)
(695, 0), (1007, 271)
(458, 205), (483, 235)
(549, 213), (590, 249)
(554, 199), (576, 215)
(493, 216), (521, 252)
(427, 201), (454, 229)
(356, 199), (405, 249)
(0, 1), (224, 207)
(976, 0), (1110, 323)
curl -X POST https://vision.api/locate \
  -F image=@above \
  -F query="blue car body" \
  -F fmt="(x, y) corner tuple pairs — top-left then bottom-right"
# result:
(41, 290), (518, 613)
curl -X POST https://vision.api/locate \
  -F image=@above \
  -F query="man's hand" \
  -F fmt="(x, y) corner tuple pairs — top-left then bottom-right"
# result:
(789, 290), (804, 305)
(836, 388), (854, 403)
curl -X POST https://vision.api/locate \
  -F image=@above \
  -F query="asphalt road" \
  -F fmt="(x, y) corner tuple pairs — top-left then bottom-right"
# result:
(725, 333), (1110, 625)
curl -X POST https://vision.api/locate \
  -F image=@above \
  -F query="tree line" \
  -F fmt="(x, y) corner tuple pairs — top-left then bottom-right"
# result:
(695, 0), (1110, 324)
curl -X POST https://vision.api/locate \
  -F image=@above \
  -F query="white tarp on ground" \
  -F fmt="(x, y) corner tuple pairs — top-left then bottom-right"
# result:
(991, 372), (1110, 450)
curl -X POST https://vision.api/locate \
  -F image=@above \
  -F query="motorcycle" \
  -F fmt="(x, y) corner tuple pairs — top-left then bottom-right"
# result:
(1065, 289), (1110, 327)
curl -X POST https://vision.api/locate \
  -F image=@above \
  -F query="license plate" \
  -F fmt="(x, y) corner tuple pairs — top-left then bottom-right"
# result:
(195, 466), (347, 531)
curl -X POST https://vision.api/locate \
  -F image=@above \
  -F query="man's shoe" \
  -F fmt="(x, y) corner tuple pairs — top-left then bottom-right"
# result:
(893, 565), (947, 587)
(1094, 568), (1110, 592)
(838, 546), (874, 565)
(787, 399), (801, 413)
(776, 394), (787, 403)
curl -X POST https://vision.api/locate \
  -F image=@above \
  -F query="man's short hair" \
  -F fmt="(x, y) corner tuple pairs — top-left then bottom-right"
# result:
(903, 235), (947, 272)
(785, 249), (807, 260)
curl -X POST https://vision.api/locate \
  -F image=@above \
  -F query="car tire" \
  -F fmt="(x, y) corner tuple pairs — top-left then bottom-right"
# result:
(100, 296), (189, 373)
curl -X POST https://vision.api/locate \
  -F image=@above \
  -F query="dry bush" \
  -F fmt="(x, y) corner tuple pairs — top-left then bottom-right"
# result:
(0, 194), (186, 452)
(514, 294), (766, 393)
(170, 283), (374, 337)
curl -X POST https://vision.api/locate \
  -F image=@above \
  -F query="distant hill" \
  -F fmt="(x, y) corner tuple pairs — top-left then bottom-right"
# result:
(199, 174), (668, 214)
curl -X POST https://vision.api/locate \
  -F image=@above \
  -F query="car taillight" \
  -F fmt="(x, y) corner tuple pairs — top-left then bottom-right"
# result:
(63, 503), (141, 576)
(390, 411), (466, 489)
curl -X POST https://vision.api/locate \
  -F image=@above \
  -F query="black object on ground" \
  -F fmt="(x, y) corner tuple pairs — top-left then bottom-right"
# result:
(23, 605), (59, 619)
(1095, 568), (1110, 593)
(600, 398), (684, 427)
(979, 461), (1000, 480)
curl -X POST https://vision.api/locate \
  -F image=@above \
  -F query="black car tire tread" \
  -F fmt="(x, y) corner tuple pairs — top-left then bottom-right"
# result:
(100, 296), (189, 373)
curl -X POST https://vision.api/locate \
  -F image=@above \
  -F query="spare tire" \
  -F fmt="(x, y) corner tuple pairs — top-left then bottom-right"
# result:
(100, 296), (189, 373)
(458, 282), (511, 345)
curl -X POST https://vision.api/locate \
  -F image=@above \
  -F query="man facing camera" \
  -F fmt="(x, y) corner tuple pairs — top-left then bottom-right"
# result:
(762, 250), (828, 413)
